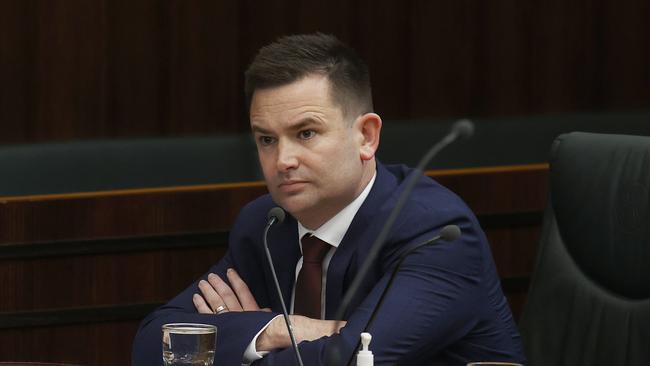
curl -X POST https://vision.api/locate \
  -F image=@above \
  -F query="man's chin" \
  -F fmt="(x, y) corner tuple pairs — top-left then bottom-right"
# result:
(277, 203), (308, 218)
(273, 198), (314, 222)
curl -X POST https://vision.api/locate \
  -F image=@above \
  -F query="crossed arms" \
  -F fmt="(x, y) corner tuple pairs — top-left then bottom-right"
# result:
(132, 236), (489, 366)
(192, 268), (346, 352)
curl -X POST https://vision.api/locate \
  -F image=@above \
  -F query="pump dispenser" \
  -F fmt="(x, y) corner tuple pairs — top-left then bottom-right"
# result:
(356, 332), (374, 366)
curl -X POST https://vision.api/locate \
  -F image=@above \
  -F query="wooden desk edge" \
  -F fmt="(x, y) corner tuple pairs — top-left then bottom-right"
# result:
(0, 163), (549, 203)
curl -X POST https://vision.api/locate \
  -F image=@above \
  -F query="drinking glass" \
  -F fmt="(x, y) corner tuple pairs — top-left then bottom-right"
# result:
(162, 323), (217, 366)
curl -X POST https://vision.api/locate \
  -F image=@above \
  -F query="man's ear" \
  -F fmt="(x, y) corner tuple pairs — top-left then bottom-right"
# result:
(355, 113), (382, 161)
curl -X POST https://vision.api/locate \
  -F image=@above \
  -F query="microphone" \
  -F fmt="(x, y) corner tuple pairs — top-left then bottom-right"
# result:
(360, 225), (461, 343)
(263, 207), (304, 366)
(438, 224), (462, 242)
(451, 119), (475, 140)
(267, 206), (286, 226)
(325, 119), (474, 366)
(343, 225), (461, 366)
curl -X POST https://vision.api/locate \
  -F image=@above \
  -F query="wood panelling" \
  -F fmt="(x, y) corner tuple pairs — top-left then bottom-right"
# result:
(0, 321), (139, 366)
(0, 184), (267, 243)
(0, 246), (227, 312)
(0, 164), (547, 364)
(1, 1), (648, 144)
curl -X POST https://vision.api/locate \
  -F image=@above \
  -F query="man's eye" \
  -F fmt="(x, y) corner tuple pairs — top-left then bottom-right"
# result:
(299, 130), (316, 140)
(259, 136), (276, 146)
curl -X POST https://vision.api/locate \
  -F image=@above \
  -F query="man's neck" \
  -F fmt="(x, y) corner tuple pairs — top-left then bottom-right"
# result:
(297, 169), (377, 245)
(300, 161), (376, 230)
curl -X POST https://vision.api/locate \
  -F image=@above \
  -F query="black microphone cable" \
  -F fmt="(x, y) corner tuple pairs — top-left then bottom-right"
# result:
(263, 207), (304, 366)
(351, 225), (461, 365)
(325, 119), (474, 366)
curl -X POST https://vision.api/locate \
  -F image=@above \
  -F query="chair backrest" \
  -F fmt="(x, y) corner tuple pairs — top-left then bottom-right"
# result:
(519, 132), (650, 365)
(0, 136), (260, 196)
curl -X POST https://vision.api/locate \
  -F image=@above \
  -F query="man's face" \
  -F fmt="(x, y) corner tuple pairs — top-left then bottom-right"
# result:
(250, 74), (367, 228)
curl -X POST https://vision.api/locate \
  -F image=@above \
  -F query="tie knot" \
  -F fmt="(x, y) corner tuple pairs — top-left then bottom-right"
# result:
(301, 235), (331, 263)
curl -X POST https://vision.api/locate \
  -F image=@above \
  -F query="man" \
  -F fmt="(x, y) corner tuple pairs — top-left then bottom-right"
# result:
(132, 33), (525, 365)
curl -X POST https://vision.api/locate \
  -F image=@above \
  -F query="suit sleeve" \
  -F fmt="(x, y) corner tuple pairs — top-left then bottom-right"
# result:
(250, 214), (488, 365)
(131, 248), (281, 366)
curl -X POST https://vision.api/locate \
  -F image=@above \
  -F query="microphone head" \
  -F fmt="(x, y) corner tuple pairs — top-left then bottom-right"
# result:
(439, 225), (461, 242)
(266, 207), (286, 224)
(452, 119), (475, 140)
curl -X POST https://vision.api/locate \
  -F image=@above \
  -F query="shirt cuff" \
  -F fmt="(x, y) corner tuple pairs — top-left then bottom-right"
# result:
(242, 314), (283, 365)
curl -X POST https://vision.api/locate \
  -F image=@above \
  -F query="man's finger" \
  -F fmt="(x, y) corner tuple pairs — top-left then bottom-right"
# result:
(226, 268), (261, 311)
(193, 293), (213, 314)
(198, 279), (227, 313)
(207, 273), (244, 311)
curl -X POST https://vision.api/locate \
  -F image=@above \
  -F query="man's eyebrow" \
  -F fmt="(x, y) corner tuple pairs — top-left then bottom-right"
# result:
(251, 117), (325, 134)
(289, 117), (325, 131)
(250, 124), (272, 134)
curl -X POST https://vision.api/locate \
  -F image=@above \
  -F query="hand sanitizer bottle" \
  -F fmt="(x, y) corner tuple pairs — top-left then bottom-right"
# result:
(356, 332), (374, 366)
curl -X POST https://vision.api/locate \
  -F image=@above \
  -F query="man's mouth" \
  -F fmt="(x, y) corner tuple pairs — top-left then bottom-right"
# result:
(279, 180), (307, 186)
(278, 180), (308, 192)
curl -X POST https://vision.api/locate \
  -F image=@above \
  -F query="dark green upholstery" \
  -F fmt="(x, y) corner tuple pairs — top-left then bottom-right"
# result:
(519, 132), (650, 365)
(379, 112), (650, 170)
(1, 112), (648, 196)
(0, 136), (261, 196)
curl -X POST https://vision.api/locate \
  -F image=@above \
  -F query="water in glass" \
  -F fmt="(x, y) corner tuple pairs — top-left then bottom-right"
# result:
(162, 323), (217, 366)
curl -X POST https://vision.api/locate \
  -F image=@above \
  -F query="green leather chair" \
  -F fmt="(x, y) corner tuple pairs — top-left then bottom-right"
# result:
(0, 136), (260, 196)
(519, 132), (650, 365)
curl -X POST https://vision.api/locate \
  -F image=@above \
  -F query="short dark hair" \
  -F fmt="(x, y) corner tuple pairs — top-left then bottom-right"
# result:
(244, 33), (373, 118)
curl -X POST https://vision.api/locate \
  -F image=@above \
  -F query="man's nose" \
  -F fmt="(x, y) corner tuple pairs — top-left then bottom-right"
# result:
(276, 140), (299, 171)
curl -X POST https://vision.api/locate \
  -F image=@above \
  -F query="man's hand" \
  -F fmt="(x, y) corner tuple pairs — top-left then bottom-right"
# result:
(193, 268), (347, 352)
(256, 315), (347, 351)
(193, 268), (269, 314)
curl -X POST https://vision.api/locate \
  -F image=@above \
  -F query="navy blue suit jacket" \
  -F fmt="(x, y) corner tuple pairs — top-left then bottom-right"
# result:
(133, 163), (525, 365)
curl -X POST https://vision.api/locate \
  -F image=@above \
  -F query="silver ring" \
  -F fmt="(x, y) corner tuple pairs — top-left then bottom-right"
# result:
(214, 305), (228, 314)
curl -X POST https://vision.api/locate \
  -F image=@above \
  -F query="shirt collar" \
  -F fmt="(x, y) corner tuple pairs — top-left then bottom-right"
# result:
(297, 171), (377, 248)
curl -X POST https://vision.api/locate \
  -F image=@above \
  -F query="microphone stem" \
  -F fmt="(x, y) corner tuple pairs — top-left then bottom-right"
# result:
(339, 235), (442, 366)
(334, 129), (461, 322)
(362, 235), (441, 335)
(263, 220), (304, 366)
(330, 127), (462, 366)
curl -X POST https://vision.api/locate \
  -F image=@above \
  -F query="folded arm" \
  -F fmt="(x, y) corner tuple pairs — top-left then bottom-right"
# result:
(190, 236), (484, 365)
(193, 268), (346, 352)
(246, 235), (486, 365)
(131, 252), (279, 366)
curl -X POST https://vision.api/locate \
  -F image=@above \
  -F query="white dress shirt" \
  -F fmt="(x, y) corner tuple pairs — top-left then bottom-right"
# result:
(242, 172), (377, 364)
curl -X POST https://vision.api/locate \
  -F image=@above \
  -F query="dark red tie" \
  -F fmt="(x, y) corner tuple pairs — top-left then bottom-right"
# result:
(294, 234), (331, 319)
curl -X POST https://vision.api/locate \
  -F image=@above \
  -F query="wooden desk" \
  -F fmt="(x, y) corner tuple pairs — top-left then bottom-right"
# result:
(0, 164), (547, 365)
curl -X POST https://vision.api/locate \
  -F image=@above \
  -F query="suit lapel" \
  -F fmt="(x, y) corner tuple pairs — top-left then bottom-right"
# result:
(325, 163), (399, 319)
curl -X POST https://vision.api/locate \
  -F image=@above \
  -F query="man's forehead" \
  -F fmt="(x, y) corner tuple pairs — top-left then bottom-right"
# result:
(251, 74), (332, 103)
(249, 77), (345, 126)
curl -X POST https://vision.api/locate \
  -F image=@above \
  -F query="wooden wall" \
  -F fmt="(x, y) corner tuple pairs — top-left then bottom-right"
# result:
(1, 0), (648, 144)
(0, 164), (547, 365)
